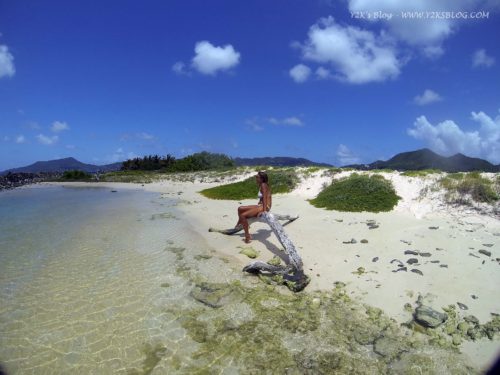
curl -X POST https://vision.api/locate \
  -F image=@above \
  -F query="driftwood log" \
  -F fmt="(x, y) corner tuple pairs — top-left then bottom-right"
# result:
(209, 212), (309, 292)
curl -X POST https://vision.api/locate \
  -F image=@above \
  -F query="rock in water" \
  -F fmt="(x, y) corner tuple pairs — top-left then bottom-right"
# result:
(414, 305), (448, 328)
(407, 258), (419, 265)
(190, 282), (233, 308)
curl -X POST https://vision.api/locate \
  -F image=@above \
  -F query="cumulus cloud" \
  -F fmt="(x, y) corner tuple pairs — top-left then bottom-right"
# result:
(472, 49), (495, 68)
(36, 134), (59, 145)
(268, 117), (304, 126)
(297, 17), (401, 84)
(191, 41), (241, 75)
(414, 89), (443, 105)
(50, 121), (69, 133)
(337, 144), (361, 165)
(407, 109), (500, 163)
(347, 0), (488, 56)
(0, 45), (15, 78)
(289, 64), (311, 83)
(15, 135), (26, 144)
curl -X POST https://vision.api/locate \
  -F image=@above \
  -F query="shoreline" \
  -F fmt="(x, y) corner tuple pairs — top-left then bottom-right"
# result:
(39, 176), (500, 370)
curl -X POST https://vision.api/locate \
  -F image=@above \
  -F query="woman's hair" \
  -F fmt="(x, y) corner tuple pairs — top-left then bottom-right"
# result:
(257, 171), (268, 183)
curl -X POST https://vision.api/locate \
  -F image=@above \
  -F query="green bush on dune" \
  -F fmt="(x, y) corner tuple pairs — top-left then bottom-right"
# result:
(200, 169), (300, 200)
(439, 172), (498, 203)
(310, 173), (400, 212)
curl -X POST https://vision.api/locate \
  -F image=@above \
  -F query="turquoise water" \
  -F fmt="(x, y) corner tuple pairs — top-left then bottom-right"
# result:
(0, 185), (214, 374)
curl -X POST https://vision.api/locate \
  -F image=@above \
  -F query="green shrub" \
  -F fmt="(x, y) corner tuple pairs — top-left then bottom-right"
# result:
(310, 173), (400, 212)
(401, 169), (441, 177)
(61, 170), (92, 180)
(200, 169), (300, 200)
(168, 152), (234, 172)
(439, 173), (498, 203)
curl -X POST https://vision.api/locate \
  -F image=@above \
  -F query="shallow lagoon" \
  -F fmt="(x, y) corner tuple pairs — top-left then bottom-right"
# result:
(0, 185), (486, 373)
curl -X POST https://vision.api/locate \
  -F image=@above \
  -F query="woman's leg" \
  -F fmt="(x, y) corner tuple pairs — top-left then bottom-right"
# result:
(236, 205), (255, 227)
(239, 206), (262, 243)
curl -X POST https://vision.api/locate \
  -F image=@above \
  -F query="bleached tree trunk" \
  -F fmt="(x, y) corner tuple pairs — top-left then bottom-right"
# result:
(209, 212), (309, 292)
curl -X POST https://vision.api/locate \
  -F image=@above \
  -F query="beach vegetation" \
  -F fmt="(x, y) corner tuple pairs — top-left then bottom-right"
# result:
(61, 170), (92, 180)
(401, 169), (441, 177)
(439, 172), (498, 204)
(199, 169), (300, 200)
(310, 173), (400, 212)
(121, 151), (234, 172)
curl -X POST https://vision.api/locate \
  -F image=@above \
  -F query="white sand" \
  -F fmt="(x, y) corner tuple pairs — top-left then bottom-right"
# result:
(48, 170), (500, 370)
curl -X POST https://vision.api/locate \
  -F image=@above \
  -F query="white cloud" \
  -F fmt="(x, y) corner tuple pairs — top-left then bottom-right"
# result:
(268, 117), (304, 126)
(172, 61), (190, 75)
(108, 148), (137, 162)
(337, 144), (361, 165)
(36, 134), (59, 145)
(414, 89), (443, 106)
(191, 41), (241, 75)
(245, 118), (264, 132)
(0, 45), (15, 78)
(347, 0), (487, 56)
(472, 49), (495, 68)
(315, 66), (332, 79)
(50, 121), (69, 133)
(15, 135), (25, 144)
(407, 109), (500, 163)
(289, 64), (311, 83)
(137, 132), (155, 140)
(298, 17), (401, 84)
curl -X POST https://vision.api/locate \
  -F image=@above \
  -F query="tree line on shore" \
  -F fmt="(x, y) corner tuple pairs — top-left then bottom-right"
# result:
(120, 151), (235, 172)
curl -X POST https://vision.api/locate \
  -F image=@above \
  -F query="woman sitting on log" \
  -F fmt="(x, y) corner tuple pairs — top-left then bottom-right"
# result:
(236, 171), (272, 243)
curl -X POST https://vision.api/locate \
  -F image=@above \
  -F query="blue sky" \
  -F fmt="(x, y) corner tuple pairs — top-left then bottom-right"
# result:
(1, 0), (499, 171)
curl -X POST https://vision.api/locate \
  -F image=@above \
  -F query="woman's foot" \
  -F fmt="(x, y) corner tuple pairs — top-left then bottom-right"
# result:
(244, 234), (252, 243)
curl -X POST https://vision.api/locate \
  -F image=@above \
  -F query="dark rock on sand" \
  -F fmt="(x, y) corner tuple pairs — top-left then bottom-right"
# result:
(469, 253), (480, 258)
(483, 244), (494, 247)
(407, 258), (419, 265)
(372, 257), (379, 262)
(429, 226), (439, 230)
(419, 252), (432, 257)
(440, 264), (448, 268)
(411, 269), (423, 276)
(478, 249), (492, 257)
(343, 238), (357, 244)
(430, 260), (440, 263)
(360, 239), (368, 244)
(457, 302), (468, 310)
(392, 267), (407, 273)
(414, 305), (448, 328)
(404, 250), (419, 256)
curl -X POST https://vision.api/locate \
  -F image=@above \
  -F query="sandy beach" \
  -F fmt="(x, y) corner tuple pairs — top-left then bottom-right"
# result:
(47, 170), (500, 371)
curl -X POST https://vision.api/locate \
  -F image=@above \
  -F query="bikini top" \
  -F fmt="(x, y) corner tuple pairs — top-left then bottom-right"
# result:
(258, 189), (263, 199)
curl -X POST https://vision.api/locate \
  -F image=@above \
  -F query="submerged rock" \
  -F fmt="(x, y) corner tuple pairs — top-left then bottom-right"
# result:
(239, 247), (259, 259)
(190, 282), (234, 308)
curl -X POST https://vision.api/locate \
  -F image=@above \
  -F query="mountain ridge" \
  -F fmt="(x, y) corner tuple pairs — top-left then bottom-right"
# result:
(1, 157), (122, 175)
(2, 150), (499, 174)
(346, 148), (500, 172)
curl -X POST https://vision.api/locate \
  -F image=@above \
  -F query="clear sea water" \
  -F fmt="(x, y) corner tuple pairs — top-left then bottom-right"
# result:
(0, 185), (223, 374)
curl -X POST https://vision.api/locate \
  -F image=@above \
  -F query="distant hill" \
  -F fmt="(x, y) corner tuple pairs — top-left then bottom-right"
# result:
(1, 157), (122, 175)
(234, 156), (332, 167)
(346, 149), (500, 172)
